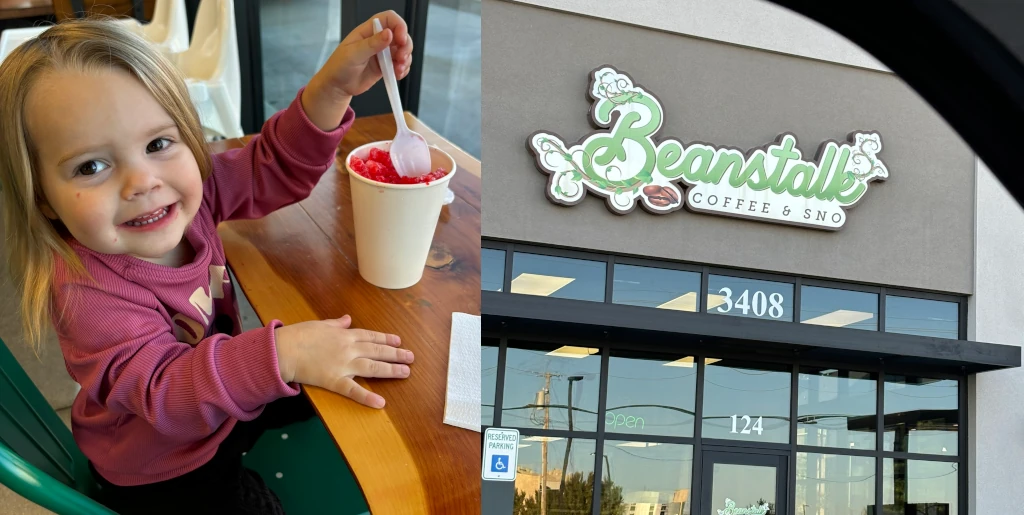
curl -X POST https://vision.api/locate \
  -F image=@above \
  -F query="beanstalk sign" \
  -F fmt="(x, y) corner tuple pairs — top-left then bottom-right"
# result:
(527, 66), (889, 230)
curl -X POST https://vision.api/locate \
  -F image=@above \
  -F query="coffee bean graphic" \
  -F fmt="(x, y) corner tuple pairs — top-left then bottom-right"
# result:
(643, 185), (679, 207)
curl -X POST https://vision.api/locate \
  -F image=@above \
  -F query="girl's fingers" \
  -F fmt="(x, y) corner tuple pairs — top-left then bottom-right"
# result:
(366, 10), (408, 43)
(391, 39), (413, 59)
(349, 328), (401, 346)
(395, 54), (412, 77)
(323, 315), (352, 328)
(357, 341), (414, 364)
(352, 357), (412, 379)
(337, 377), (386, 409)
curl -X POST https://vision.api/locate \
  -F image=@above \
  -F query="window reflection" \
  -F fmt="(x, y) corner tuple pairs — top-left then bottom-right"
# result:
(702, 360), (791, 444)
(882, 459), (958, 515)
(511, 253), (607, 302)
(884, 375), (958, 456)
(707, 275), (793, 322)
(710, 463), (777, 515)
(482, 338), (499, 426)
(606, 353), (697, 438)
(513, 438), (597, 515)
(502, 344), (601, 432)
(612, 264), (701, 312)
(482, 248), (506, 292)
(885, 296), (959, 340)
(796, 453), (875, 515)
(800, 286), (878, 331)
(798, 368), (877, 450)
(604, 442), (693, 515)
(259, 0), (337, 119)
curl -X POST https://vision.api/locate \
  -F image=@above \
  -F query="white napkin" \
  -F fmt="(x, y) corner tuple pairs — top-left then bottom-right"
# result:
(444, 312), (481, 431)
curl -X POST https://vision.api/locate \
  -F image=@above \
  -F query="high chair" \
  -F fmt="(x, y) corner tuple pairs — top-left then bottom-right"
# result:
(175, 0), (244, 140)
(138, 0), (190, 56)
(0, 336), (370, 515)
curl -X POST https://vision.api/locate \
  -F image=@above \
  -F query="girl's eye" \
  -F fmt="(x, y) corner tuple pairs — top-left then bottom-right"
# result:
(146, 138), (172, 153)
(76, 160), (108, 177)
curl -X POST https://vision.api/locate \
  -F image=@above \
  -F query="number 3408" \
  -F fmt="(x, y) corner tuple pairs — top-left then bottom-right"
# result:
(715, 287), (784, 318)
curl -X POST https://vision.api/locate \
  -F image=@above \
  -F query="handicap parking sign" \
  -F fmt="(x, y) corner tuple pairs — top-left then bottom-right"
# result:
(491, 454), (509, 473)
(482, 428), (519, 481)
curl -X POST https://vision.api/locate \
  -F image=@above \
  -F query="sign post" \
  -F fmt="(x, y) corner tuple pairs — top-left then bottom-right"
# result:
(482, 427), (520, 481)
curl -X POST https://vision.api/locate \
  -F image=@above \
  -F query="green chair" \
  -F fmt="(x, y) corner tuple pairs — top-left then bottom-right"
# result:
(0, 338), (370, 514)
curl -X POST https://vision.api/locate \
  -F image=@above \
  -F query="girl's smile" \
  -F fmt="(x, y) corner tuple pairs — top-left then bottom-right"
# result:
(120, 202), (179, 230)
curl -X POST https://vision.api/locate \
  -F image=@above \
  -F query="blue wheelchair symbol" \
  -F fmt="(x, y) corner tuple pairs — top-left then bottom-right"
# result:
(490, 454), (509, 473)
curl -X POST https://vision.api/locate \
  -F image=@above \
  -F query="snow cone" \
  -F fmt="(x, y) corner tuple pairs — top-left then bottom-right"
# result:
(345, 141), (458, 289)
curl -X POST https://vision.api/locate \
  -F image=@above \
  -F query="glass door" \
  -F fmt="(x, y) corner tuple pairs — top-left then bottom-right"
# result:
(700, 450), (787, 515)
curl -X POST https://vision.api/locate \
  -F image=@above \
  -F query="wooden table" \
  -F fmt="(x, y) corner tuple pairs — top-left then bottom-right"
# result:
(213, 113), (481, 514)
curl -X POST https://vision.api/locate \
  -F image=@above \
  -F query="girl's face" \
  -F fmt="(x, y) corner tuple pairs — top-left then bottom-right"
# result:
(26, 67), (202, 264)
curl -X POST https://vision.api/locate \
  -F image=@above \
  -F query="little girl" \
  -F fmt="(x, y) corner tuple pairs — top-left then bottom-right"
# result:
(0, 11), (416, 514)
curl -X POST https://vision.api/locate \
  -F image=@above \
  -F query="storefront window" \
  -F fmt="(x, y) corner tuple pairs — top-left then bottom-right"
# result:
(511, 252), (607, 302)
(606, 352), (698, 438)
(884, 375), (958, 456)
(798, 368), (877, 450)
(800, 286), (878, 331)
(418, 0), (481, 158)
(882, 459), (958, 515)
(259, 0), (339, 120)
(612, 264), (701, 312)
(513, 437), (597, 515)
(482, 248), (505, 292)
(702, 360), (791, 443)
(706, 275), (794, 322)
(502, 343), (602, 432)
(884, 296), (959, 340)
(482, 338), (499, 427)
(796, 453), (875, 515)
(709, 462), (778, 515)
(603, 442), (693, 515)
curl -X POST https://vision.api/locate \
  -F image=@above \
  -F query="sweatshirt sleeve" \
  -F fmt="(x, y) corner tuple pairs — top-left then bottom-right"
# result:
(54, 281), (300, 439)
(203, 87), (356, 224)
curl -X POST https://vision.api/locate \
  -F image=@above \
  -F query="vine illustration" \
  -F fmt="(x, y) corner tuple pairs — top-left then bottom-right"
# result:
(531, 68), (663, 212)
(848, 132), (888, 181)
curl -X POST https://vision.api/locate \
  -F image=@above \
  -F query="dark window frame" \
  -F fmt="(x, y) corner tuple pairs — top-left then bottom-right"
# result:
(884, 292), (964, 340)
(483, 330), (966, 515)
(799, 284), (881, 331)
(480, 248), (507, 293)
(483, 238), (968, 340)
(482, 237), (973, 515)
(506, 246), (610, 303)
(611, 261), (703, 313)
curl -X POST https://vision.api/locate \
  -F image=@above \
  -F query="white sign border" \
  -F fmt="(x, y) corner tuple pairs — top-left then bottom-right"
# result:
(526, 65), (889, 231)
(481, 427), (520, 482)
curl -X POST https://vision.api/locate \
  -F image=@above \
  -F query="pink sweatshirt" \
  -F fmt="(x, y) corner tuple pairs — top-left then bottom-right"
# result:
(50, 89), (355, 486)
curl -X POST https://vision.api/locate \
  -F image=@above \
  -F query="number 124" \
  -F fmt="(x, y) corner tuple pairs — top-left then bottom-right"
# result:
(730, 415), (764, 435)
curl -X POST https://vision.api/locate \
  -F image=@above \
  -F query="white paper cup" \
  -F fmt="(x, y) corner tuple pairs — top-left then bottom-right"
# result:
(345, 141), (458, 289)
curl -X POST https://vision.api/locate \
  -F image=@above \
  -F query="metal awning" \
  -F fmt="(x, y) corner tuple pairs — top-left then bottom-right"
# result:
(483, 291), (1021, 374)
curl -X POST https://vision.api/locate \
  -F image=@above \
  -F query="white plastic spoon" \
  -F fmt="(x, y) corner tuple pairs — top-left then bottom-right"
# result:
(373, 18), (431, 178)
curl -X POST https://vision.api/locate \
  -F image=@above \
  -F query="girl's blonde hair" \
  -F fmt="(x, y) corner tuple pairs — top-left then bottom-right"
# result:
(0, 18), (212, 354)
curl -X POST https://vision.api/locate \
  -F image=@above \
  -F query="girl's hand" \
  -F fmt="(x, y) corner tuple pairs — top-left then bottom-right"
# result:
(301, 11), (413, 130)
(320, 10), (413, 98)
(274, 315), (414, 408)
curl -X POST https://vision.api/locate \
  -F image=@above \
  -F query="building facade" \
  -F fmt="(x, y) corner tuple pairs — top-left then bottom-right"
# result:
(480, 1), (1024, 514)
